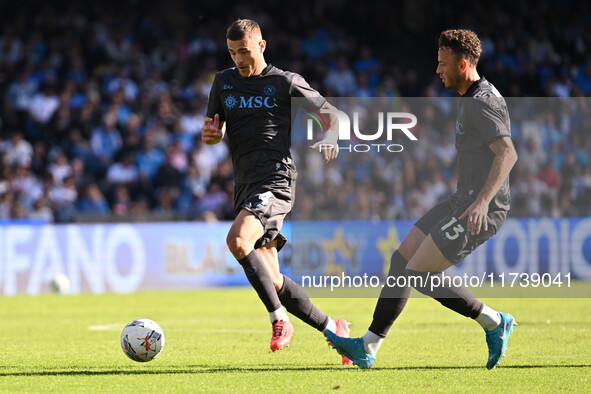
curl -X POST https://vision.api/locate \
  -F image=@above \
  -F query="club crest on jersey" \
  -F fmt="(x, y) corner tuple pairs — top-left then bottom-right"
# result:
(456, 105), (465, 135)
(456, 120), (464, 135)
(264, 84), (277, 96)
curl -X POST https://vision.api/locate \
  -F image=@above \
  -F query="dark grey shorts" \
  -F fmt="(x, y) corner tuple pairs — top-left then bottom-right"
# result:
(414, 196), (507, 265)
(233, 175), (295, 252)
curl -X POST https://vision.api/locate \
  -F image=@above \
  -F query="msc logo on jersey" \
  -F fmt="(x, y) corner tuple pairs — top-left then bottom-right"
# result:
(224, 94), (277, 110)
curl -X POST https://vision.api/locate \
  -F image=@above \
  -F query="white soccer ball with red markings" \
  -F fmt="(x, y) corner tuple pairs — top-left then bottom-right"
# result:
(120, 319), (165, 362)
(50, 273), (71, 294)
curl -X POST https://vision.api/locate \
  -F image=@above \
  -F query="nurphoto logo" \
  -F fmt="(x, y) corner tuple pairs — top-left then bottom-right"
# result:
(306, 107), (419, 153)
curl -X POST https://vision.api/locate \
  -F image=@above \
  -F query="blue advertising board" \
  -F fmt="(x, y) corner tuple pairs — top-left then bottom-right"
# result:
(0, 218), (589, 295)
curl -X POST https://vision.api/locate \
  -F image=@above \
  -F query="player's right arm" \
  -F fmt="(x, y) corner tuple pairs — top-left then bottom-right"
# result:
(203, 72), (226, 145)
(201, 114), (226, 145)
(309, 101), (339, 163)
(289, 73), (339, 163)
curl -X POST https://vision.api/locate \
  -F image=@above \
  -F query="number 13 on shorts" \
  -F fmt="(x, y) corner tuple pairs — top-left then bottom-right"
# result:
(438, 217), (465, 240)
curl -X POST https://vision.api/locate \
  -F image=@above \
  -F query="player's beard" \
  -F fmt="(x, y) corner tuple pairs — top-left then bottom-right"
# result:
(444, 73), (461, 92)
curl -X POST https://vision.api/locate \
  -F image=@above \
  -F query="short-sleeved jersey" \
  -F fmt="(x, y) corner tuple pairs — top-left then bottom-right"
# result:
(455, 77), (511, 211)
(206, 65), (326, 183)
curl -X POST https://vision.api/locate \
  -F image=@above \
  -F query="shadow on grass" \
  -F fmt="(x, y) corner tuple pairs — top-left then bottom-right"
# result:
(1, 364), (589, 376)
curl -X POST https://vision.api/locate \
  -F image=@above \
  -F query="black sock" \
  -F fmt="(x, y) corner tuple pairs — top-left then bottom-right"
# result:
(368, 250), (411, 338)
(238, 250), (282, 313)
(405, 269), (483, 319)
(277, 275), (330, 331)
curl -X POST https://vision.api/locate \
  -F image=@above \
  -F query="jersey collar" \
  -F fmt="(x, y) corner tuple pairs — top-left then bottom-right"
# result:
(260, 64), (273, 75)
(462, 77), (487, 97)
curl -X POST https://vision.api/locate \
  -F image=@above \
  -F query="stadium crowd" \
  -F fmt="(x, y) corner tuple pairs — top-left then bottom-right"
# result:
(0, 0), (590, 222)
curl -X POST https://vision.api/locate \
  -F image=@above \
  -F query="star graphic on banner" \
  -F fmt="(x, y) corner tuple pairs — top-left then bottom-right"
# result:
(322, 227), (354, 276)
(377, 227), (400, 277)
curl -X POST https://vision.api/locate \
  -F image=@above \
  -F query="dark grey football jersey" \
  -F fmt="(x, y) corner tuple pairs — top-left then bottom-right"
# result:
(455, 77), (511, 211)
(206, 65), (326, 183)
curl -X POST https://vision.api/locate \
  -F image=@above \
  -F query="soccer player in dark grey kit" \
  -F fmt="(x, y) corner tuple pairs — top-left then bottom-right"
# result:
(202, 19), (351, 362)
(326, 29), (519, 369)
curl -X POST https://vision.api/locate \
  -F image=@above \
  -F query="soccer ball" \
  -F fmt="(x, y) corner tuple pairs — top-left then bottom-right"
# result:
(120, 319), (165, 362)
(50, 273), (70, 294)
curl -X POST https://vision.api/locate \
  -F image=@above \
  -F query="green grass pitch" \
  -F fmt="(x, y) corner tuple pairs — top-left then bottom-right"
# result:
(0, 288), (589, 392)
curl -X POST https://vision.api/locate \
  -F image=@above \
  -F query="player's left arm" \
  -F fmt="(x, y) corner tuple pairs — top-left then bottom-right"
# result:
(459, 136), (518, 235)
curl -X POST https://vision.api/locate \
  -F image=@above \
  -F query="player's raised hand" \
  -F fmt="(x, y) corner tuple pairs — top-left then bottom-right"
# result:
(458, 199), (489, 236)
(309, 130), (339, 163)
(202, 114), (223, 145)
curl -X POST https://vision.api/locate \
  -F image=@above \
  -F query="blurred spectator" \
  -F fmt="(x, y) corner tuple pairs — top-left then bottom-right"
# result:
(12, 165), (43, 208)
(71, 158), (93, 191)
(107, 67), (138, 102)
(106, 154), (139, 185)
(154, 187), (177, 213)
(354, 46), (381, 89)
(26, 81), (59, 141)
(519, 137), (547, 174)
(48, 151), (73, 185)
(91, 112), (122, 168)
(49, 175), (77, 222)
(136, 132), (166, 182)
(574, 164), (591, 212)
(195, 183), (228, 219)
(112, 185), (131, 216)
(524, 173), (548, 216)
(29, 197), (54, 223)
(324, 57), (357, 96)
(180, 99), (206, 137)
(6, 132), (33, 167)
(4, 70), (37, 131)
(0, 191), (14, 219)
(433, 135), (456, 168)
(77, 183), (109, 215)
(575, 61), (591, 95)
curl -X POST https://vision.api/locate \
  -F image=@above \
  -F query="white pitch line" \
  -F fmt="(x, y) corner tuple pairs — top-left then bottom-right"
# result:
(89, 322), (589, 335)
(171, 328), (269, 333)
(87, 323), (268, 334)
(88, 323), (124, 331)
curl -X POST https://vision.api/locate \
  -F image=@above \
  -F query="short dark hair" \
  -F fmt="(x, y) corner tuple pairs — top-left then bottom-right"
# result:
(438, 29), (482, 65)
(226, 19), (262, 41)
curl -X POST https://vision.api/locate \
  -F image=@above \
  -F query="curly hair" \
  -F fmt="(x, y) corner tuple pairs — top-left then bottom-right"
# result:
(438, 29), (482, 65)
(226, 19), (262, 41)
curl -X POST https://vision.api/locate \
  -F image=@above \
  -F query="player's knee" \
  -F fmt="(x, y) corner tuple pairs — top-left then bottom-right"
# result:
(404, 268), (431, 292)
(398, 243), (414, 261)
(388, 250), (408, 277)
(271, 273), (284, 292)
(226, 234), (253, 259)
(398, 233), (424, 260)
